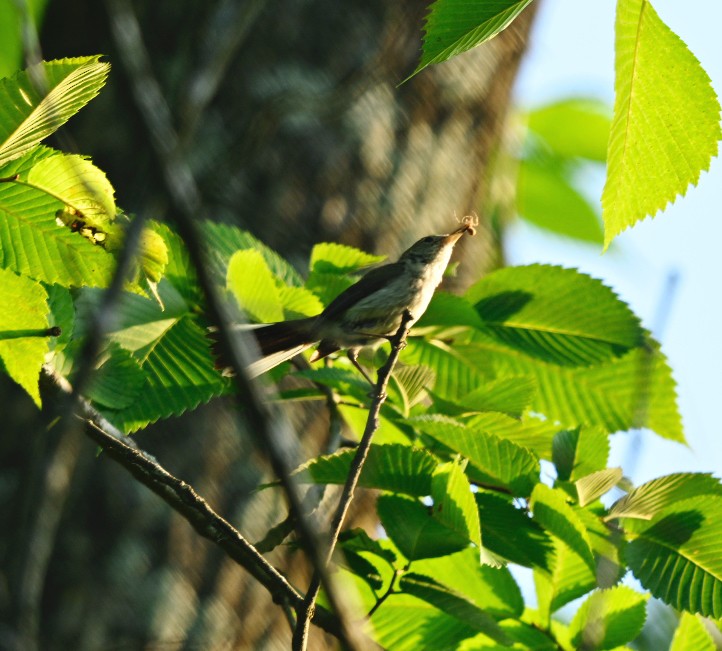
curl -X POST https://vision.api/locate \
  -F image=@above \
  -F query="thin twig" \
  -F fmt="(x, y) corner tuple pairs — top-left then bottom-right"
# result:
(367, 563), (407, 618)
(292, 311), (414, 651)
(104, 1), (362, 647)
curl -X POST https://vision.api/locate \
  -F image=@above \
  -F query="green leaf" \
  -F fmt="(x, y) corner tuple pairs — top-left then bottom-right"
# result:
(402, 338), (488, 401)
(431, 457), (481, 551)
(576, 468), (624, 507)
(201, 220), (303, 287)
(669, 612), (716, 651)
(0, 56), (109, 166)
(476, 333), (684, 442)
(577, 505), (626, 589)
(377, 494), (469, 560)
(309, 241), (385, 274)
(527, 97), (612, 162)
(466, 265), (644, 367)
(517, 157), (604, 243)
(27, 151), (115, 224)
(0, 147), (116, 286)
(399, 573), (511, 645)
(609, 473), (722, 521)
(0, 1), (48, 80)
(450, 376), (537, 420)
(464, 412), (558, 460)
(412, 416), (540, 495)
(102, 315), (227, 433)
(531, 484), (595, 573)
(291, 443), (437, 496)
(535, 535), (597, 621)
(154, 222), (200, 305)
(625, 496), (722, 618)
(86, 343), (145, 409)
(278, 284), (323, 319)
(389, 364), (436, 417)
(227, 249), (284, 323)
(304, 270), (354, 308)
(410, 0), (534, 79)
(412, 547), (524, 619)
(45, 283), (74, 346)
(476, 491), (552, 569)
(569, 586), (649, 650)
(553, 427), (610, 482)
(369, 593), (475, 650)
(339, 528), (397, 566)
(415, 292), (484, 329)
(0, 266), (48, 406)
(602, 0), (721, 248)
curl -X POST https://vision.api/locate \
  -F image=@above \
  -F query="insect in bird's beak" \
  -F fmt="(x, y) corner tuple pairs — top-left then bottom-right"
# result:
(443, 214), (478, 243)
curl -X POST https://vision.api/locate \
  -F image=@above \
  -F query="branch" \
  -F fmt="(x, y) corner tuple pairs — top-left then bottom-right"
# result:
(46, 371), (342, 637)
(105, 2), (363, 647)
(293, 311), (414, 651)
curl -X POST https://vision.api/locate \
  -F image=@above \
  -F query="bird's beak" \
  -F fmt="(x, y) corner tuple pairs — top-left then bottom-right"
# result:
(442, 224), (472, 245)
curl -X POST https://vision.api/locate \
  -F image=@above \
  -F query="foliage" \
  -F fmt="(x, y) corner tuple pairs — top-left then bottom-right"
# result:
(1, 1), (720, 641)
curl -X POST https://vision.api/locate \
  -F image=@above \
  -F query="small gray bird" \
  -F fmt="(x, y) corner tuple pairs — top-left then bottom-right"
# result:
(243, 222), (474, 380)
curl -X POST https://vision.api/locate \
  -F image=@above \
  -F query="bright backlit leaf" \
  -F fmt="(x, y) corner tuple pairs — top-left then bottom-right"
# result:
(602, 0), (721, 248)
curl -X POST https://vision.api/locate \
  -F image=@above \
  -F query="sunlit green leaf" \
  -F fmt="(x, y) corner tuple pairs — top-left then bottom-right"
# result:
(669, 612), (716, 651)
(576, 467), (623, 507)
(602, 0), (721, 248)
(569, 586), (648, 650)
(0, 147), (115, 286)
(410, 0), (534, 79)
(531, 484), (595, 572)
(527, 97), (612, 162)
(609, 473), (722, 522)
(412, 416), (539, 495)
(368, 593), (475, 650)
(377, 494), (469, 560)
(0, 56), (109, 166)
(535, 534), (597, 623)
(476, 490), (552, 569)
(466, 265), (644, 366)
(625, 496), (722, 618)
(412, 547), (524, 619)
(517, 158), (604, 243)
(227, 249), (284, 323)
(290, 443), (437, 496)
(309, 241), (385, 274)
(553, 427), (610, 482)
(0, 266), (48, 406)
(102, 315), (228, 433)
(202, 220), (303, 287)
(399, 573), (511, 644)
(403, 338), (488, 400)
(475, 333), (684, 442)
(431, 457), (481, 551)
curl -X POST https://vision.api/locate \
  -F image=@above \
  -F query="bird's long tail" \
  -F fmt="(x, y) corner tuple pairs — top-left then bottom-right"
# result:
(225, 317), (318, 378)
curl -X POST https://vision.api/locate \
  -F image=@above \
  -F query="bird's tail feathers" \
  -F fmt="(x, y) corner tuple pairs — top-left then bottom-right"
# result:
(222, 318), (317, 377)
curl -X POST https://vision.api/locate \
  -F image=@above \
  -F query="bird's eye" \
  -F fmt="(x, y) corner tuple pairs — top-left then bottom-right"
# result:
(422, 236), (435, 243)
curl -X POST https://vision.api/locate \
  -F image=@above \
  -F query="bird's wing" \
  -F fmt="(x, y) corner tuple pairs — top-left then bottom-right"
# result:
(318, 263), (402, 324)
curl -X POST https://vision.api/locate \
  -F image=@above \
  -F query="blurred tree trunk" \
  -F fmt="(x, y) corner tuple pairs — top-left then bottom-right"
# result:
(0, 1), (539, 649)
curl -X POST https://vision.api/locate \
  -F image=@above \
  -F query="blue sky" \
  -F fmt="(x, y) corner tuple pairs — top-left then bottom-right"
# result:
(509, 0), (722, 484)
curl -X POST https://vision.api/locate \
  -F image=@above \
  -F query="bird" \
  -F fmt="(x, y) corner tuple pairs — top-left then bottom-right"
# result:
(236, 220), (475, 382)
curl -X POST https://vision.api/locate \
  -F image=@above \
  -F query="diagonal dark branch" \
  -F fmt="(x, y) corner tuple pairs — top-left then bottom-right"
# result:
(292, 311), (414, 651)
(46, 371), (342, 637)
(104, 1), (365, 647)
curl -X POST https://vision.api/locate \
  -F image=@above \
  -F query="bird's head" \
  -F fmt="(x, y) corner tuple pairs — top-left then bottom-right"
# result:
(399, 221), (475, 267)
